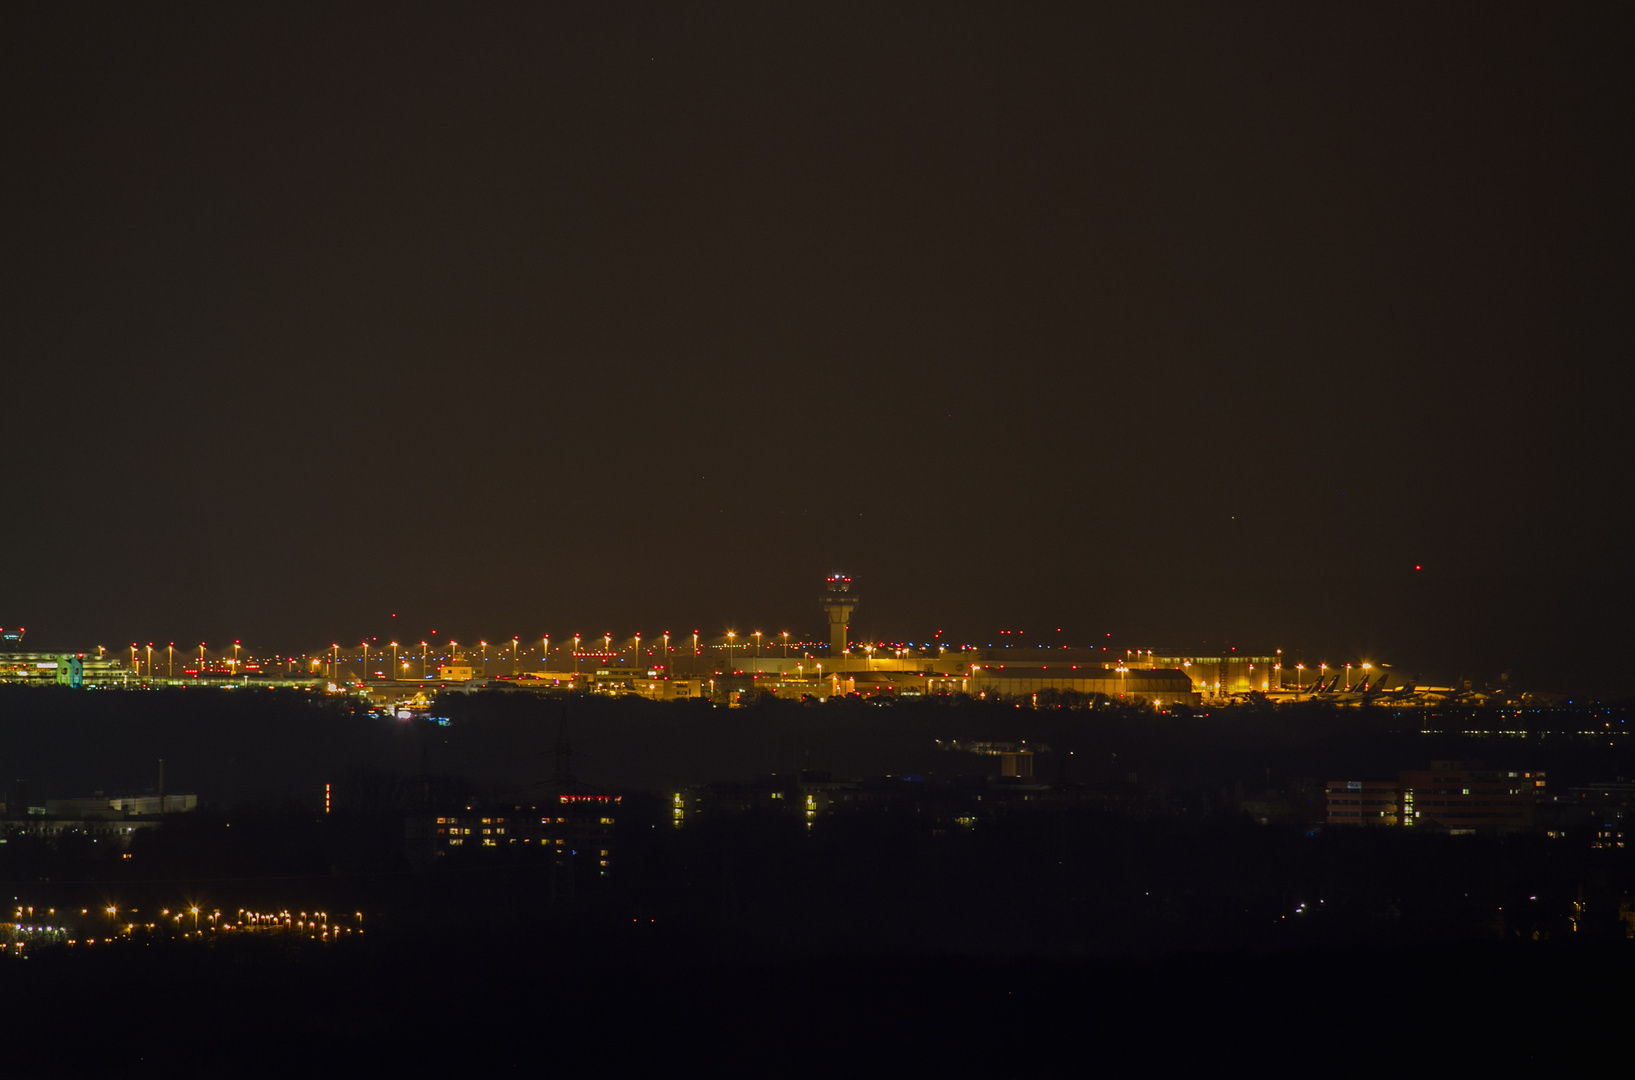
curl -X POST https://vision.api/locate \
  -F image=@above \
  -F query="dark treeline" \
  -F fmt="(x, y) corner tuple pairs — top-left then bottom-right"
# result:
(0, 686), (416, 808)
(2, 686), (1631, 808)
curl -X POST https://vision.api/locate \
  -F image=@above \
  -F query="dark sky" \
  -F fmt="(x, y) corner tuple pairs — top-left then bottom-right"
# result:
(4, 4), (1630, 690)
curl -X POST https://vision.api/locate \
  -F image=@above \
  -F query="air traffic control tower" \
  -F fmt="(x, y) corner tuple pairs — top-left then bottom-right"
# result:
(820, 573), (858, 655)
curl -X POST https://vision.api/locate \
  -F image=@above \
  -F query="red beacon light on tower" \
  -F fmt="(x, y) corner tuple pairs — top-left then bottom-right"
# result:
(820, 572), (859, 655)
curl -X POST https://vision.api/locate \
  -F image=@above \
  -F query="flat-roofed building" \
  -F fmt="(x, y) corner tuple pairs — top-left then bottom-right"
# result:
(1326, 761), (1543, 832)
(1400, 762), (1542, 832)
(971, 663), (1196, 704)
(1543, 780), (1635, 847)
(1326, 780), (1404, 826)
(0, 652), (136, 687)
(5, 791), (197, 847)
(1148, 654), (1280, 695)
(406, 794), (618, 875)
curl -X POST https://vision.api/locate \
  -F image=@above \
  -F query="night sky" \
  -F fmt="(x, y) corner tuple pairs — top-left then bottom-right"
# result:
(4, 4), (1630, 690)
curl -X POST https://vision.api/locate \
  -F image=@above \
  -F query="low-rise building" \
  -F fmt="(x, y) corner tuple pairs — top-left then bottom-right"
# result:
(675, 771), (1093, 830)
(2, 791), (198, 846)
(970, 663), (1197, 704)
(1399, 763), (1543, 831)
(1325, 780), (1404, 826)
(1148, 653), (1281, 695)
(0, 653), (129, 688)
(1326, 761), (1544, 831)
(1540, 779), (1635, 847)
(406, 794), (618, 874)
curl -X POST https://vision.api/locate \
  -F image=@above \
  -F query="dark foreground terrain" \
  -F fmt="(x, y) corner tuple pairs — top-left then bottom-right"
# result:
(1, 934), (1628, 1077)
(3, 688), (1633, 1074)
